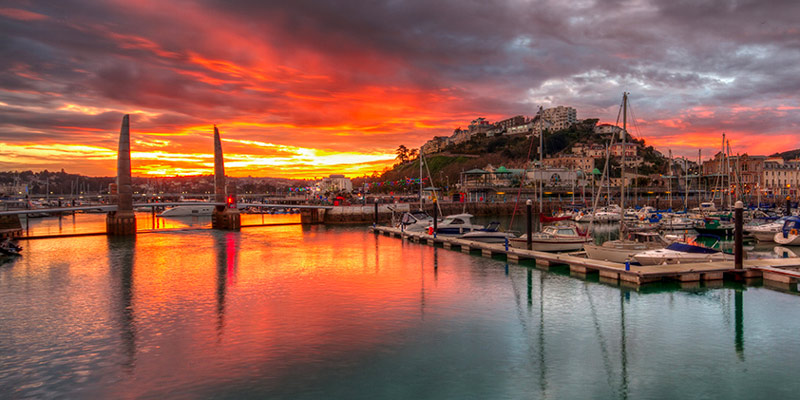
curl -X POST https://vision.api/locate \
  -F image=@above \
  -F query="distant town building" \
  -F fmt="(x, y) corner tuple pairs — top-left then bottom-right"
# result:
(610, 143), (638, 158)
(468, 117), (492, 135)
(316, 174), (353, 193)
(539, 106), (577, 131)
(542, 155), (594, 173)
(449, 128), (470, 145)
(593, 124), (623, 136)
(421, 136), (450, 154)
(494, 115), (525, 131)
(571, 143), (606, 158)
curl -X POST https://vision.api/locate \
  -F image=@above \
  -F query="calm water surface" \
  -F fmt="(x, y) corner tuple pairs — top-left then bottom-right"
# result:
(2, 217), (800, 399)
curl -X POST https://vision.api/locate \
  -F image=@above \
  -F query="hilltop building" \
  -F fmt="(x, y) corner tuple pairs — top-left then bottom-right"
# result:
(539, 106), (577, 131)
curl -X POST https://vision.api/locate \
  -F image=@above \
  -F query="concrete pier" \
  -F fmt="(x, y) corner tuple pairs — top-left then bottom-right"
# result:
(211, 126), (240, 230)
(106, 115), (137, 235)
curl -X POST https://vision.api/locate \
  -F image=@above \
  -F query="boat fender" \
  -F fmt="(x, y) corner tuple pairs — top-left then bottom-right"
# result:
(428, 226), (434, 235)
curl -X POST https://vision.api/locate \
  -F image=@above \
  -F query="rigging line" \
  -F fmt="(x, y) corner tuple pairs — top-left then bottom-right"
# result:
(420, 152), (443, 216)
(587, 98), (623, 234)
(509, 114), (540, 231)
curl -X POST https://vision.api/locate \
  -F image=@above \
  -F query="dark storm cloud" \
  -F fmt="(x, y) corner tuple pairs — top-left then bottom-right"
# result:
(0, 0), (798, 172)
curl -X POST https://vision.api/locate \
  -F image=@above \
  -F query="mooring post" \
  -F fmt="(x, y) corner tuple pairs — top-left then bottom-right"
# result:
(373, 198), (379, 227)
(734, 200), (743, 269)
(432, 198), (438, 238)
(526, 199), (532, 251)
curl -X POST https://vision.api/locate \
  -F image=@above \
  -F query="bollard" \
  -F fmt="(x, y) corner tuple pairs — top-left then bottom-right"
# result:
(526, 199), (532, 251)
(625, 261), (630, 271)
(734, 200), (743, 269)
(432, 199), (438, 238)
(373, 198), (379, 227)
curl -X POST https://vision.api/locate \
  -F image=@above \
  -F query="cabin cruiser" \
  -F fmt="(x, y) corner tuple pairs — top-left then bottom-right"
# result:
(659, 215), (695, 230)
(397, 211), (434, 232)
(509, 224), (591, 252)
(158, 205), (215, 217)
(746, 216), (789, 242)
(584, 232), (672, 263)
(694, 218), (734, 237)
(459, 222), (516, 243)
(432, 213), (483, 235)
(574, 205), (622, 223)
(773, 216), (800, 245)
(634, 242), (732, 265)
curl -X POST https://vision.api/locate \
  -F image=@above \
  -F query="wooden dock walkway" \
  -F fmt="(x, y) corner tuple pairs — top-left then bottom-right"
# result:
(370, 226), (800, 288)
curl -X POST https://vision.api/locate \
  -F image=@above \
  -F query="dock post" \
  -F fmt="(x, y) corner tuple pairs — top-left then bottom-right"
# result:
(432, 199), (438, 238)
(526, 199), (532, 250)
(374, 198), (378, 227)
(211, 126), (240, 230)
(734, 200), (743, 269)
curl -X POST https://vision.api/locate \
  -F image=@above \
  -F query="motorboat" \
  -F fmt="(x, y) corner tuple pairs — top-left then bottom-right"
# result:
(573, 205), (622, 223)
(773, 216), (800, 245)
(694, 218), (734, 237)
(0, 239), (22, 256)
(634, 241), (733, 265)
(746, 216), (789, 242)
(398, 211), (434, 232)
(158, 205), (215, 217)
(659, 216), (695, 230)
(432, 213), (483, 235)
(509, 224), (591, 252)
(459, 222), (516, 243)
(584, 231), (671, 263)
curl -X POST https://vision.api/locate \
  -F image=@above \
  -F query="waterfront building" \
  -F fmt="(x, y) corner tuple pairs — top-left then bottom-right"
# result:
(762, 161), (800, 195)
(526, 167), (578, 187)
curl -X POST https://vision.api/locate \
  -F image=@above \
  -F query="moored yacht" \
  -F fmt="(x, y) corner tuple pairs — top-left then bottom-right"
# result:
(584, 231), (671, 263)
(509, 224), (591, 252)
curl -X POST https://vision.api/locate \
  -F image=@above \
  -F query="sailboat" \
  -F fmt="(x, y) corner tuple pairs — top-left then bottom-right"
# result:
(585, 93), (667, 263)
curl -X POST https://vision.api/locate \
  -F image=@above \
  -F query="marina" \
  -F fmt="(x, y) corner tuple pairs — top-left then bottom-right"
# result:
(371, 225), (800, 288)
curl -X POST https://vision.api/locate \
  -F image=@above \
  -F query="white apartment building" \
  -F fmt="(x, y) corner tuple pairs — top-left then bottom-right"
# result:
(540, 106), (577, 131)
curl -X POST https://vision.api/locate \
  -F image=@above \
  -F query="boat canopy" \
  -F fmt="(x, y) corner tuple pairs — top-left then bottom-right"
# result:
(780, 216), (800, 238)
(665, 242), (720, 254)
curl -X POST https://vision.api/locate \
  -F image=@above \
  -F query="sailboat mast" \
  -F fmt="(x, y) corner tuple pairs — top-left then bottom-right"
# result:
(539, 121), (543, 213)
(621, 92), (627, 225)
(668, 149), (672, 210)
(419, 150), (423, 211)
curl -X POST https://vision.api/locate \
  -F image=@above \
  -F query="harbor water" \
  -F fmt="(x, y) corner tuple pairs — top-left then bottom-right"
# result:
(2, 216), (800, 398)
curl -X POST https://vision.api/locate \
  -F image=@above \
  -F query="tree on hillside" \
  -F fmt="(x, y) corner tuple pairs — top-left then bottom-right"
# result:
(396, 145), (409, 163)
(408, 148), (419, 160)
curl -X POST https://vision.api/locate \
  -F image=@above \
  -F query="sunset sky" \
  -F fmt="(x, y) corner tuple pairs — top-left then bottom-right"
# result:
(1, 0), (798, 179)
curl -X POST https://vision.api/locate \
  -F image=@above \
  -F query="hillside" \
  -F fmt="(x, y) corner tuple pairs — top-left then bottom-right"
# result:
(771, 149), (800, 159)
(359, 119), (668, 192)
